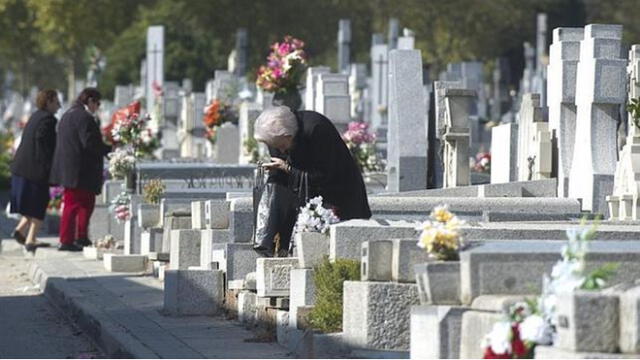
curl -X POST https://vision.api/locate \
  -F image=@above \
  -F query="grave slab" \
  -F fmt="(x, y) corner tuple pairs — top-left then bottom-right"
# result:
(103, 253), (147, 273)
(256, 258), (299, 297)
(169, 229), (201, 270)
(410, 305), (470, 359)
(163, 269), (224, 316)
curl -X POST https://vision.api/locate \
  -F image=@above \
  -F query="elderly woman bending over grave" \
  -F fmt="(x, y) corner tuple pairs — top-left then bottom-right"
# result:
(252, 106), (371, 257)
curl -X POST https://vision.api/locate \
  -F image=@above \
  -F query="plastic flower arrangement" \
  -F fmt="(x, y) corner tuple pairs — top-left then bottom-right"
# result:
(342, 122), (383, 172)
(107, 148), (136, 180)
(108, 101), (159, 158)
(109, 191), (131, 223)
(416, 205), (465, 261)
(473, 151), (491, 173)
(294, 196), (340, 234)
(47, 186), (64, 215)
(256, 36), (307, 93)
(142, 179), (166, 205)
(202, 99), (239, 145)
(481, 221), (618, 359)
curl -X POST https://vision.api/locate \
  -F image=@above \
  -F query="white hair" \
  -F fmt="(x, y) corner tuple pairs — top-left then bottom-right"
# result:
(253, 106), (298, 144)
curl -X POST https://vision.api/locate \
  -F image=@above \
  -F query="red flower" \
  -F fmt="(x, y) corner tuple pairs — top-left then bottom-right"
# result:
(483, 347), (511, 359)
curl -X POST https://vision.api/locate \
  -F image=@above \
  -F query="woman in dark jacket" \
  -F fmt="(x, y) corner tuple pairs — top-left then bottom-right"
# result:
(253, 106), (372, 255)
(49, 88), (111, 251)
(10, 89), (60, 253)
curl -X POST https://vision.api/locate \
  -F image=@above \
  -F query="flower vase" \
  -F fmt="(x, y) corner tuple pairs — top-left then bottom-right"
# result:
(125, 166), (137, 194)
(294, 232), (330, 268)
(414, 261), (461, 305)
(272, 88), (302, 111)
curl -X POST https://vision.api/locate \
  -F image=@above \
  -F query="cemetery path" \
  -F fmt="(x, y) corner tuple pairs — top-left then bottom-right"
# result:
(0, 237), (103, 359)
(18, 239), (293, 359)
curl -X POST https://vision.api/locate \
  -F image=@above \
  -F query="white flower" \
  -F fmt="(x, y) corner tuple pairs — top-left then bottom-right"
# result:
(295, 196), (339, 234)
(520, 315), (553, 345)
(483, 321), (512, 355)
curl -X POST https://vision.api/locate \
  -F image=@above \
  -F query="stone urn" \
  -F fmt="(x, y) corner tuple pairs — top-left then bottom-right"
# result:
(272, 88), (302, 111)
(294, 232), (330, 269)
(414, 261), (461, 305)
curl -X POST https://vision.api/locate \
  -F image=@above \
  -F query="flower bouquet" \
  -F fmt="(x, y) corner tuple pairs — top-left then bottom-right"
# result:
(342, 122), (383, 172)
(107, 148), (136, 180)
(473, 151), (491, 173)
(416, 205), (465, 261)
(295, 196), (339, 234)
(109, 191), (131, 223)
(47, 186), (64, 216)
(202, 99), (238, 145)
(256, 35), (307, 94)
(142, 178), (166, 205)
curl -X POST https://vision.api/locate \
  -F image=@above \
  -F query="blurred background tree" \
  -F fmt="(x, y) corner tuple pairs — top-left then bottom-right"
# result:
(0, 0), (637, 99)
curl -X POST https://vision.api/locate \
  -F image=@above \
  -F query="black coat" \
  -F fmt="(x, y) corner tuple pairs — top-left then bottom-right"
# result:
(49, 103), (111, 194)
(11, 109), (57, 185)
(269, 110), (372, 220)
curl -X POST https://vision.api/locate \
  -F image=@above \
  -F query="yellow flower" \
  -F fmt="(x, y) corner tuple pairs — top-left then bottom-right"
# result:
(431, 205), (454, 223)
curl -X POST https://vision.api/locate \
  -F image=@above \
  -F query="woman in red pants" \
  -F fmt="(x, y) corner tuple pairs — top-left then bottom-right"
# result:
(49, 88), (111, 251)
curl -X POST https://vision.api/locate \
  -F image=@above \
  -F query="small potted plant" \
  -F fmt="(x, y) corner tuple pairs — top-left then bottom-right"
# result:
(413, 205), (465, 305)
(294, 196), (339, 268)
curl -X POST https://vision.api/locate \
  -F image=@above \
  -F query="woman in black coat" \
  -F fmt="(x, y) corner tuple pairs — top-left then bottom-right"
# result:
(50, 88), (111, 251)
(10, 89), (60, 253)
(253, 106), (372, 255)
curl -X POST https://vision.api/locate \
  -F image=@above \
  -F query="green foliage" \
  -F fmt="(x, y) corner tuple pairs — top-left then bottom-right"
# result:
(0, 131), (13, 190)
(582, 263), (620, 290)
(307, 258), (360, 333)
(627, 97), (640, 130)
(243, 137), (261, 164)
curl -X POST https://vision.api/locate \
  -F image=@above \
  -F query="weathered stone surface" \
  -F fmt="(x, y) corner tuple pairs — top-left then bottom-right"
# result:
(190, 201), (205, 229)
(392, 239), (431, 283)
(138, 203), (160, 228)
(238, 290), (257, 324)
(211, 243), (259, 282)
(229, 197), (253, 242)
(163, 269), (224, 315)
(204, 199), (230, 229)
(294, 232), (330, 269)
(160, 212), (192, 253)
(460, 240), (640, 304)
(381, 178), (557, 198)
(410, 305), (470, 359)
(491, 122), (519, 184)
(555, 290), (619, 353)
(330, 219), (418, 261)
(414, 262), (461, 305)
(83, 246), (104, 260)
(199, 229), (230, 269)
(618, 284), (640, 353)
(169, 229), (201, 270)
(256, 258), (299, 297)
(534, 345), (637, 359)
(103, 253), (147, 273)
(361, 240), (393, 281)
(290, 268), (315, 329)
(140, 228), (163, 255)
(343, 281), (419, 351)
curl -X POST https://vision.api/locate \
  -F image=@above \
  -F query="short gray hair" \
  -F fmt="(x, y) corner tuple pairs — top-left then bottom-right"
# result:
(253, 106), (298, 144)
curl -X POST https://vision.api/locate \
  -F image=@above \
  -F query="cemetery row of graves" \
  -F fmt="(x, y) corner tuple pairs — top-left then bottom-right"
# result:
(4, 14), (640, 359)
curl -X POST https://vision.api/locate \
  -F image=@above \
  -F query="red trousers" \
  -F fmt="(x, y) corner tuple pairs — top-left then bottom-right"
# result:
(59, 188), (96, 245)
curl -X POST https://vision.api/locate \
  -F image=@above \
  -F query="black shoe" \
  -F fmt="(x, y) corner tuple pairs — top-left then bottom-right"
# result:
(74, 238), (92, 248)
(12, 230), (26, 245)
(252, 245), (273, 258)
(58, 243), (82, 252)
(24, 243), (37, 254)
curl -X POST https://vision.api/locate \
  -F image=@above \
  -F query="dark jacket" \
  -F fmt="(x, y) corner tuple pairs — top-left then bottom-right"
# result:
(10, 109), (57, 184)
(269, 110), (372, 220)
(49, 102), (111, 194)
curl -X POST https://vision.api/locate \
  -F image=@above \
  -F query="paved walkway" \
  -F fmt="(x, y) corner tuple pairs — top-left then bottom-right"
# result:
(20, 237), (292, 358)
(0, 237), (102, 358)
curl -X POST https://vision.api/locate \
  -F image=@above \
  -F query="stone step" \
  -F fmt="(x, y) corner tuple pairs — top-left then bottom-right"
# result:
(379, 179), (556, 198)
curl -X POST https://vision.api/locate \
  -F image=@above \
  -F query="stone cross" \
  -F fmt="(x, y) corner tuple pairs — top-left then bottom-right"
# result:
(146, 26), (164, 113)
(517, 93), (552, 181)
(304, 66), (330, 111)
(387, 49), (428, 192)
(547, 27), (584, 197)
(349, 63), (367, 120)
(569, 24), (626, 217)
(608, 44), (640, 220)
(371, 44), (389, 132)
(238, 101), (262, 164)
(338, 19), (351, 74)
(388, 18), (400, 50)
(490, 122), (519, 184)
(442, 88), (476, 188)
(234, 28), (248, 77)
(212, 70), (237, 102)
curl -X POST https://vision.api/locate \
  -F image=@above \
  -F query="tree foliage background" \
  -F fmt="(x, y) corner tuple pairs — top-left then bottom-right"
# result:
(0, 0), (636, 99)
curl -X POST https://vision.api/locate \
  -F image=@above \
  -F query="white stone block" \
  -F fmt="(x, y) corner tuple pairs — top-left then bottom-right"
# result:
(290, 268), (315, 329)
(169, 229), (202, 270)
(83, 246), (104, 260)
(204, 199), (230, 229)
(361, 240), (393, 281)
(140, 228), (163, 255)
(238, 290), (257, 324)
(190, 201), (205, 229)
(256, 258), (299, 297)
(392, 239), (431, 283)
(163, 269), (224, 315)
(410, 305), (469, 359)
(103, 253), (147, 272)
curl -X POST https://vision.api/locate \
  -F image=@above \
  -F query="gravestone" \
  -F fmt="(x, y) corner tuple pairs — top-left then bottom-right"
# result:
(443, 88), (476, 188)
(349, 63), (367, 120)
(338, 19), (351, 74)
(547, 27), (584, 197)
(114, 85), (134, 108)
(490, 122), (519, 183)
(517, 93), (552, 181)
(146, 26), (164, 114)
(238, 101), (262, 163)
(388, 18), (400, 50)
(371, 44), (389, 132)
(314, 73), (351, 129)
(608, 44), (640, 220)
(304, 67), (331, 111)
(212, 70), (237, 102)
(386, 49), (427, 192)
(521, 42), (536, 94)
(569, 24), (626, 217)
(234, 28), (248, 77)
(213, 122), (240, 164)
(397, 28), (415, 50)
(533, 13), (549, 107)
